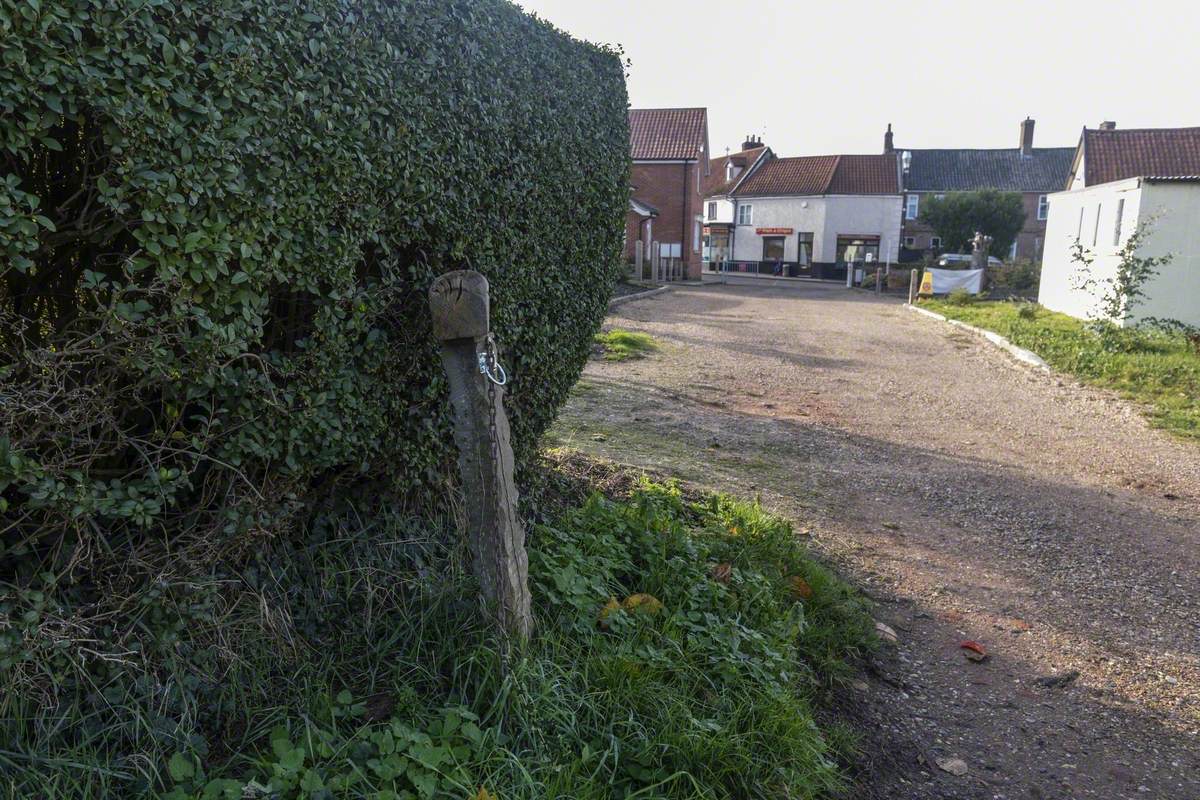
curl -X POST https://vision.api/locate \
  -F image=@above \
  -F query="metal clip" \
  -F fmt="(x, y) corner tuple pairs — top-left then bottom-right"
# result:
(477, 339), (508, 386)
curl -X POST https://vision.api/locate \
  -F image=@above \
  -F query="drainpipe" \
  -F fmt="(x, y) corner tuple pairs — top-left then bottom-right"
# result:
(681, 161), (689, 281)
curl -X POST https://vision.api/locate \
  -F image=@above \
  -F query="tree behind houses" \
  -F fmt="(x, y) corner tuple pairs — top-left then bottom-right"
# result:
(920, 189), (1026, 259)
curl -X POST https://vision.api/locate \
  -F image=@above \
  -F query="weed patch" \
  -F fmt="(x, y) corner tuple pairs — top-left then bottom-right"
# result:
(595, 329), (660, 361)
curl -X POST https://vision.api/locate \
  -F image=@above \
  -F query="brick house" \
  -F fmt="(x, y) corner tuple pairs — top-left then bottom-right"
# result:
(626, 108), (709, 280)
(890, 119), (1073, 263)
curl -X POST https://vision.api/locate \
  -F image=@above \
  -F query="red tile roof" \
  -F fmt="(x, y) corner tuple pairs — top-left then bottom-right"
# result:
(827, 154), (901, 194)
(734, 154), (899, 196)
(1083, 126), (1200, 186)
(702, 146), (767, 195)
(629, 108), (708, 161)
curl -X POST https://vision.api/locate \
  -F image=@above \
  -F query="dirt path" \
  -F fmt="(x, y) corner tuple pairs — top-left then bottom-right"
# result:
(547, 281), (1200, 799)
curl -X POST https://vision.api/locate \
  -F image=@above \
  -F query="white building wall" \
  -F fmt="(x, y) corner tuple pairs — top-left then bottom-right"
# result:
(1039, 178), (1200, 327)
(704, 197), (734, 224)
(729, 195), (901, 263)
(819, 195), (903, 263)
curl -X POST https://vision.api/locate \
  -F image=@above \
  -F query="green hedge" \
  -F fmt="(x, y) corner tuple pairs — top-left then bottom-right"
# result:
(1, 1), (628, 552)
(1, 3), (627, 790)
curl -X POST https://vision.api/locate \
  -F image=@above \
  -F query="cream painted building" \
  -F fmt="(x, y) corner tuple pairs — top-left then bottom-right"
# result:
(702, 150), (902, 281)
(1039, 177), (1200, 326)
(1040, 124), (1200, 326)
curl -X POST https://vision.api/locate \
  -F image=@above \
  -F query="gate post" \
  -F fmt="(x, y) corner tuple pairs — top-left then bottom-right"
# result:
(429, 271), (532, 642)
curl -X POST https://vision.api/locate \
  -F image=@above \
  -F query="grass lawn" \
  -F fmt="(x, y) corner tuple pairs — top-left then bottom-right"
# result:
(921, 299), (1200, 440)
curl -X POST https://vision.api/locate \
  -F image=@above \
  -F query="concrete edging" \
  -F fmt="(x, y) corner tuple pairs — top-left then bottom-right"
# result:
(906, 304), (1051, 372)
(608, 284), (671, 309)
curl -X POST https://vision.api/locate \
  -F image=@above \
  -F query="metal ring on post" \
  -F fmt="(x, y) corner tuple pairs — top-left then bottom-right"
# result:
(477, 348), (508, 386)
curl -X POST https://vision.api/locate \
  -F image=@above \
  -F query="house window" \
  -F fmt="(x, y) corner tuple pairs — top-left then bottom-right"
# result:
(762, 236), (785, 262)
(797, 232), (814, 265)
(902, 236), (915, 248)
(1092, 203), (1102, 246)
(737, 204), (753, 225)
(707, 201), (717, 219)
(1037, 194), (1049, 220)
(1113, 198), (1124, 246)
(930, 236), (942, 250)
(905, 194), (919, 220)
(935, 193), (945, 200)
(836, 235), (880, 264)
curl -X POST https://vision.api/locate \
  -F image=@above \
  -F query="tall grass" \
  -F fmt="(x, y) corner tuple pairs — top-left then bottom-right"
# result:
(4, 481), (874, 798)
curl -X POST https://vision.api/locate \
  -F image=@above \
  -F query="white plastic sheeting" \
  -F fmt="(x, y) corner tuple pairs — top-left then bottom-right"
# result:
(925, 268), (984, 294)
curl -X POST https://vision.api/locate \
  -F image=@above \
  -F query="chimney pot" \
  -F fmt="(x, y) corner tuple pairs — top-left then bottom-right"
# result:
(1099, 120), (1117, 130)
(884, 123), (894, 154)
(1019, 117), (1035, 156)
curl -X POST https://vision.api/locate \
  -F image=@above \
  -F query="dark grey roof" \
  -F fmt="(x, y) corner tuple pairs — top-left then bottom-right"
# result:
(903, 147), (1074, 192)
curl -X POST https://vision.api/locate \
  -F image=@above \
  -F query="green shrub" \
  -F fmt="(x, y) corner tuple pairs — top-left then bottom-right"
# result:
(992, 259), (1041, 292)
(594, 328), (659, 360)
(2, 0), (627, 793)
(945, 287), (977, 305)
(1, 0), (628, 535)
(1016, 302), (1039, 320)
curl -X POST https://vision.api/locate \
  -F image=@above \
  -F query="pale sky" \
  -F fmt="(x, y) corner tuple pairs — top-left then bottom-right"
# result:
(517, 0), (1200, 157)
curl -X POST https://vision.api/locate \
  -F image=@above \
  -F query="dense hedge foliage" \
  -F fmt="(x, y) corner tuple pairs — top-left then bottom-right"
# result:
(1, 0), (627, 792)
(1, 3), (627, 563)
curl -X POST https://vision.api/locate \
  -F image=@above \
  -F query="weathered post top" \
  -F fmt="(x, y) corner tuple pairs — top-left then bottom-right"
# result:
(430, 270), (490, 342)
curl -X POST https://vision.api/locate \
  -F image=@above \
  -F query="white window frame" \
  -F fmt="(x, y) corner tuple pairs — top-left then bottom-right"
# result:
(903, 236), (915, 248)
(1037, 194), (1049, 220)
(930, 236), (942, 249)
(905, 194), (919, 220)
(706, 201), (717, 220)
(737, 204), (753, 225)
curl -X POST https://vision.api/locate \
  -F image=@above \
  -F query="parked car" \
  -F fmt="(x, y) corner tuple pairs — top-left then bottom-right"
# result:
(936, 253), (1003, 268)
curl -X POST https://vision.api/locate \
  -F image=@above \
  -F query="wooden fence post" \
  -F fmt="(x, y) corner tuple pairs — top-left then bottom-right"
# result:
(429, 271), (532, 642)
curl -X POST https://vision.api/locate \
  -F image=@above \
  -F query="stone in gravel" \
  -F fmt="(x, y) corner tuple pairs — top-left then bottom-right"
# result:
(875, 621), (899, 643)
(935, 756), (969, 776)
(1037, 670), (1080, 689)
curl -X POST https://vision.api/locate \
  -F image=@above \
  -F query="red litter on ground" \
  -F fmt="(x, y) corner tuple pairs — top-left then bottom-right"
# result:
(960, 640), (989, 662)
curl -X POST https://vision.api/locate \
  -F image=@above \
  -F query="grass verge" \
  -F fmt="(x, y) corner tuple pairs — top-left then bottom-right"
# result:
(921, 299), (1200, 440)
(6, 468), (874, 799)
(594, 329), (659, 361)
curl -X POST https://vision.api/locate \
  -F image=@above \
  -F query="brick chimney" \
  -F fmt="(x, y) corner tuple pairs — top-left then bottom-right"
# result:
(1099, 120), (1117, 130)
(1019, 117), (1035, 156)
(741, 134), (761, 151)
(884, 123), (894, 154)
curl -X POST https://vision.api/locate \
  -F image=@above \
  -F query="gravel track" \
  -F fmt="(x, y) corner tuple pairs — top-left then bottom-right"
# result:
(550, 281), (1200, 799)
